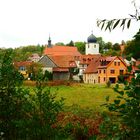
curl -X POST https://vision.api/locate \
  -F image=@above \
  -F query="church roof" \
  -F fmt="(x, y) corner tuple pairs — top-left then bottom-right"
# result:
(87, 34), (97, 43)
(44, 46), (81, 56)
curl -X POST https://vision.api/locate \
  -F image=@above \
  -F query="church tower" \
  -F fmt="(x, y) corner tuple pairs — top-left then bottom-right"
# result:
(85, 32), (100, 55)
(48, 35), (52, 48)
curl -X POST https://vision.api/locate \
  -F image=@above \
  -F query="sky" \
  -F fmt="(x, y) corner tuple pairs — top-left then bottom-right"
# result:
(0, 0), (140, 48)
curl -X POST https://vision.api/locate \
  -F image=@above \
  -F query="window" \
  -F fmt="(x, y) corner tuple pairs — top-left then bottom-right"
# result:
(104, 70), (106, 73)
(110, 69), (115, 74)
(118, 62), (120, 66)
(19, 66), (25, 71)
(114, 62), (117, 66)
(104, 77), (106, 81)
(98, 77), (100, 83)
(99, 70), (101, 73)
(94, 45), (96, 48)
(120, 70), (124, 75)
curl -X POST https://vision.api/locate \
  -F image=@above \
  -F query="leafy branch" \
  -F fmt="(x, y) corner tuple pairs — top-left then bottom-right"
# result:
(97, 1), (140, 31)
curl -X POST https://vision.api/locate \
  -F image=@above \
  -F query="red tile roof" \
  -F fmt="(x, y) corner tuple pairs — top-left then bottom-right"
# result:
(100, 56), (116, 62)
(14, 61), (33, 67)
(44, 46), (81, 56)
(84, 58), (100, 74)
(80, 54), (101, 65)
(49, 55), (77, 68)
(53, 67), (69, 72)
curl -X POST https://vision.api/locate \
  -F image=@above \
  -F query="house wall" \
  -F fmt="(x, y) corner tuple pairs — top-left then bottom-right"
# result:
(39, 56), (57, 67)
(53, 72), (70, 80)
(98, 57), (127, 84)
(83, 73), (98, 84)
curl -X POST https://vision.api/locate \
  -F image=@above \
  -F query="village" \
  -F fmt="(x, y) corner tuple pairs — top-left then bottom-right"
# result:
(14, 33), (140, 84)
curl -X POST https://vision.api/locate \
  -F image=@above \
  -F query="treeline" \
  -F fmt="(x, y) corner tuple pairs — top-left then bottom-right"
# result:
(0, 30), (140, 62)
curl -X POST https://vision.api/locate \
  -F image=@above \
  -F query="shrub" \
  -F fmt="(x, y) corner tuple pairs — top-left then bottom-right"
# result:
(106, 80), (111, 88)
(101, 72), (140, 139)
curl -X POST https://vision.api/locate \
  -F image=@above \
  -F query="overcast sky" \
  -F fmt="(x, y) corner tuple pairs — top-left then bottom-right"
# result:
(0, 0), (140, 48)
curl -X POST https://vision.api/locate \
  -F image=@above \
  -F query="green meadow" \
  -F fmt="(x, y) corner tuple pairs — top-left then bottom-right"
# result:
(49, 84), (117, 114)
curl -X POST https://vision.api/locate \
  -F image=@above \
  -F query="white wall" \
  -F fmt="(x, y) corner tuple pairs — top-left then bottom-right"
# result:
(86, 43), (99, 55)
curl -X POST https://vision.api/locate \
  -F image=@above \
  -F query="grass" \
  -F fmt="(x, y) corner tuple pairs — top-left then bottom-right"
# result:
(50, 83), (117, 113)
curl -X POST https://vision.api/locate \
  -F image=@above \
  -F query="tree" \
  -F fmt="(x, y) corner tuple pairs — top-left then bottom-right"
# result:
(55, 42), (65, 46)
(96, 37), (106, 53)
(0, 49), (64, 139)
(104, 42), (112, 50)
(75, 42), (86, 54)
(113, 43), (120, 51)
(66, 40), (74, 46)
(125, 29), (140, 59)
(0, 49), (24, 139)
(97, 1), (140, 139)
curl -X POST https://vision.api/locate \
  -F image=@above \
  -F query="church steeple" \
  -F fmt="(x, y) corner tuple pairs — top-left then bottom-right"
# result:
(48, 34), (52, 48)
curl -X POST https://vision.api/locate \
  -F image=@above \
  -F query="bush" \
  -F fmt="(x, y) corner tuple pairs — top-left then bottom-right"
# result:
(101, 72), (140, 139)
(0, 50), (64, 139)
(106, 80), (111, 88)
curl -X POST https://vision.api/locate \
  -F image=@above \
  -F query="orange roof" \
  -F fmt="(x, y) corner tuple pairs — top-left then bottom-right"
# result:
(98, 56), (127, 68)
(44, 46), (81, 56)
(14, 61), (33, 67)
(100, 56), (116, 62)
(53, 67), (69, 72)
(80, 54), (101, 65)
(84, 58), (100, 74)
(49, 55), (77, 68)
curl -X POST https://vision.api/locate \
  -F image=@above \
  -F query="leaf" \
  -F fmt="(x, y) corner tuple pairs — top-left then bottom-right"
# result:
(129, 14), (135, 17)
(113, 20), (120, 29)
(127, 19), (131, 29)
(101, 22), (105, 30)
(120, 19), (126, 27)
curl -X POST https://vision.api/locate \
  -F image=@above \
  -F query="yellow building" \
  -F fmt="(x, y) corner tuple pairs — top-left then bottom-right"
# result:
(98, 56), (127, 83)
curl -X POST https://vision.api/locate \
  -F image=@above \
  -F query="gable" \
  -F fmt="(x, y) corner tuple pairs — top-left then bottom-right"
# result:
(39, 55), (57, 68)
(107, 57), (127, 69)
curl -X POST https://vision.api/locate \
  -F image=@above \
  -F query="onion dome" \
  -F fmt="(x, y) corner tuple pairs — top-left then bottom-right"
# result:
(87, 34), (97, 43)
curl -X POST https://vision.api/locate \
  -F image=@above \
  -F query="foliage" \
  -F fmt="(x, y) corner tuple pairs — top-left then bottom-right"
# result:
(125, 29), (140, 59)
(66, 40), (74, 46)
(55, 42), (65, 46)
(13, 44), (45, 61)
(97, 1), (140, 31)
(26, 62), (43, 80)
(113, 43), (121, 51)
(75, 41), (86, 54)
(0, 49), (25, 139)
(44, 70), (53, 81)
(0, 50), (64, 139)
(101, 73), (140, 139)
(106, 80), (111, 88)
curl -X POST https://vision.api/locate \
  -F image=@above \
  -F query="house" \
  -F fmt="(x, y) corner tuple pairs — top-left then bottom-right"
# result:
(40, 42), (82, 80)
(28, 53), (41, 62)
(14, 61), (33, 79)
(79, 54), (101, 77)
(98, 56), (127, 83)
(83, 57), (101, 84)
(39, 55), (77, 80)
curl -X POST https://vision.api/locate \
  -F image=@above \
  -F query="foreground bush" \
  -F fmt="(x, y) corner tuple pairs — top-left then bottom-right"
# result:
(100, 73), (140, 139)
(0, 50), (64, 139)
